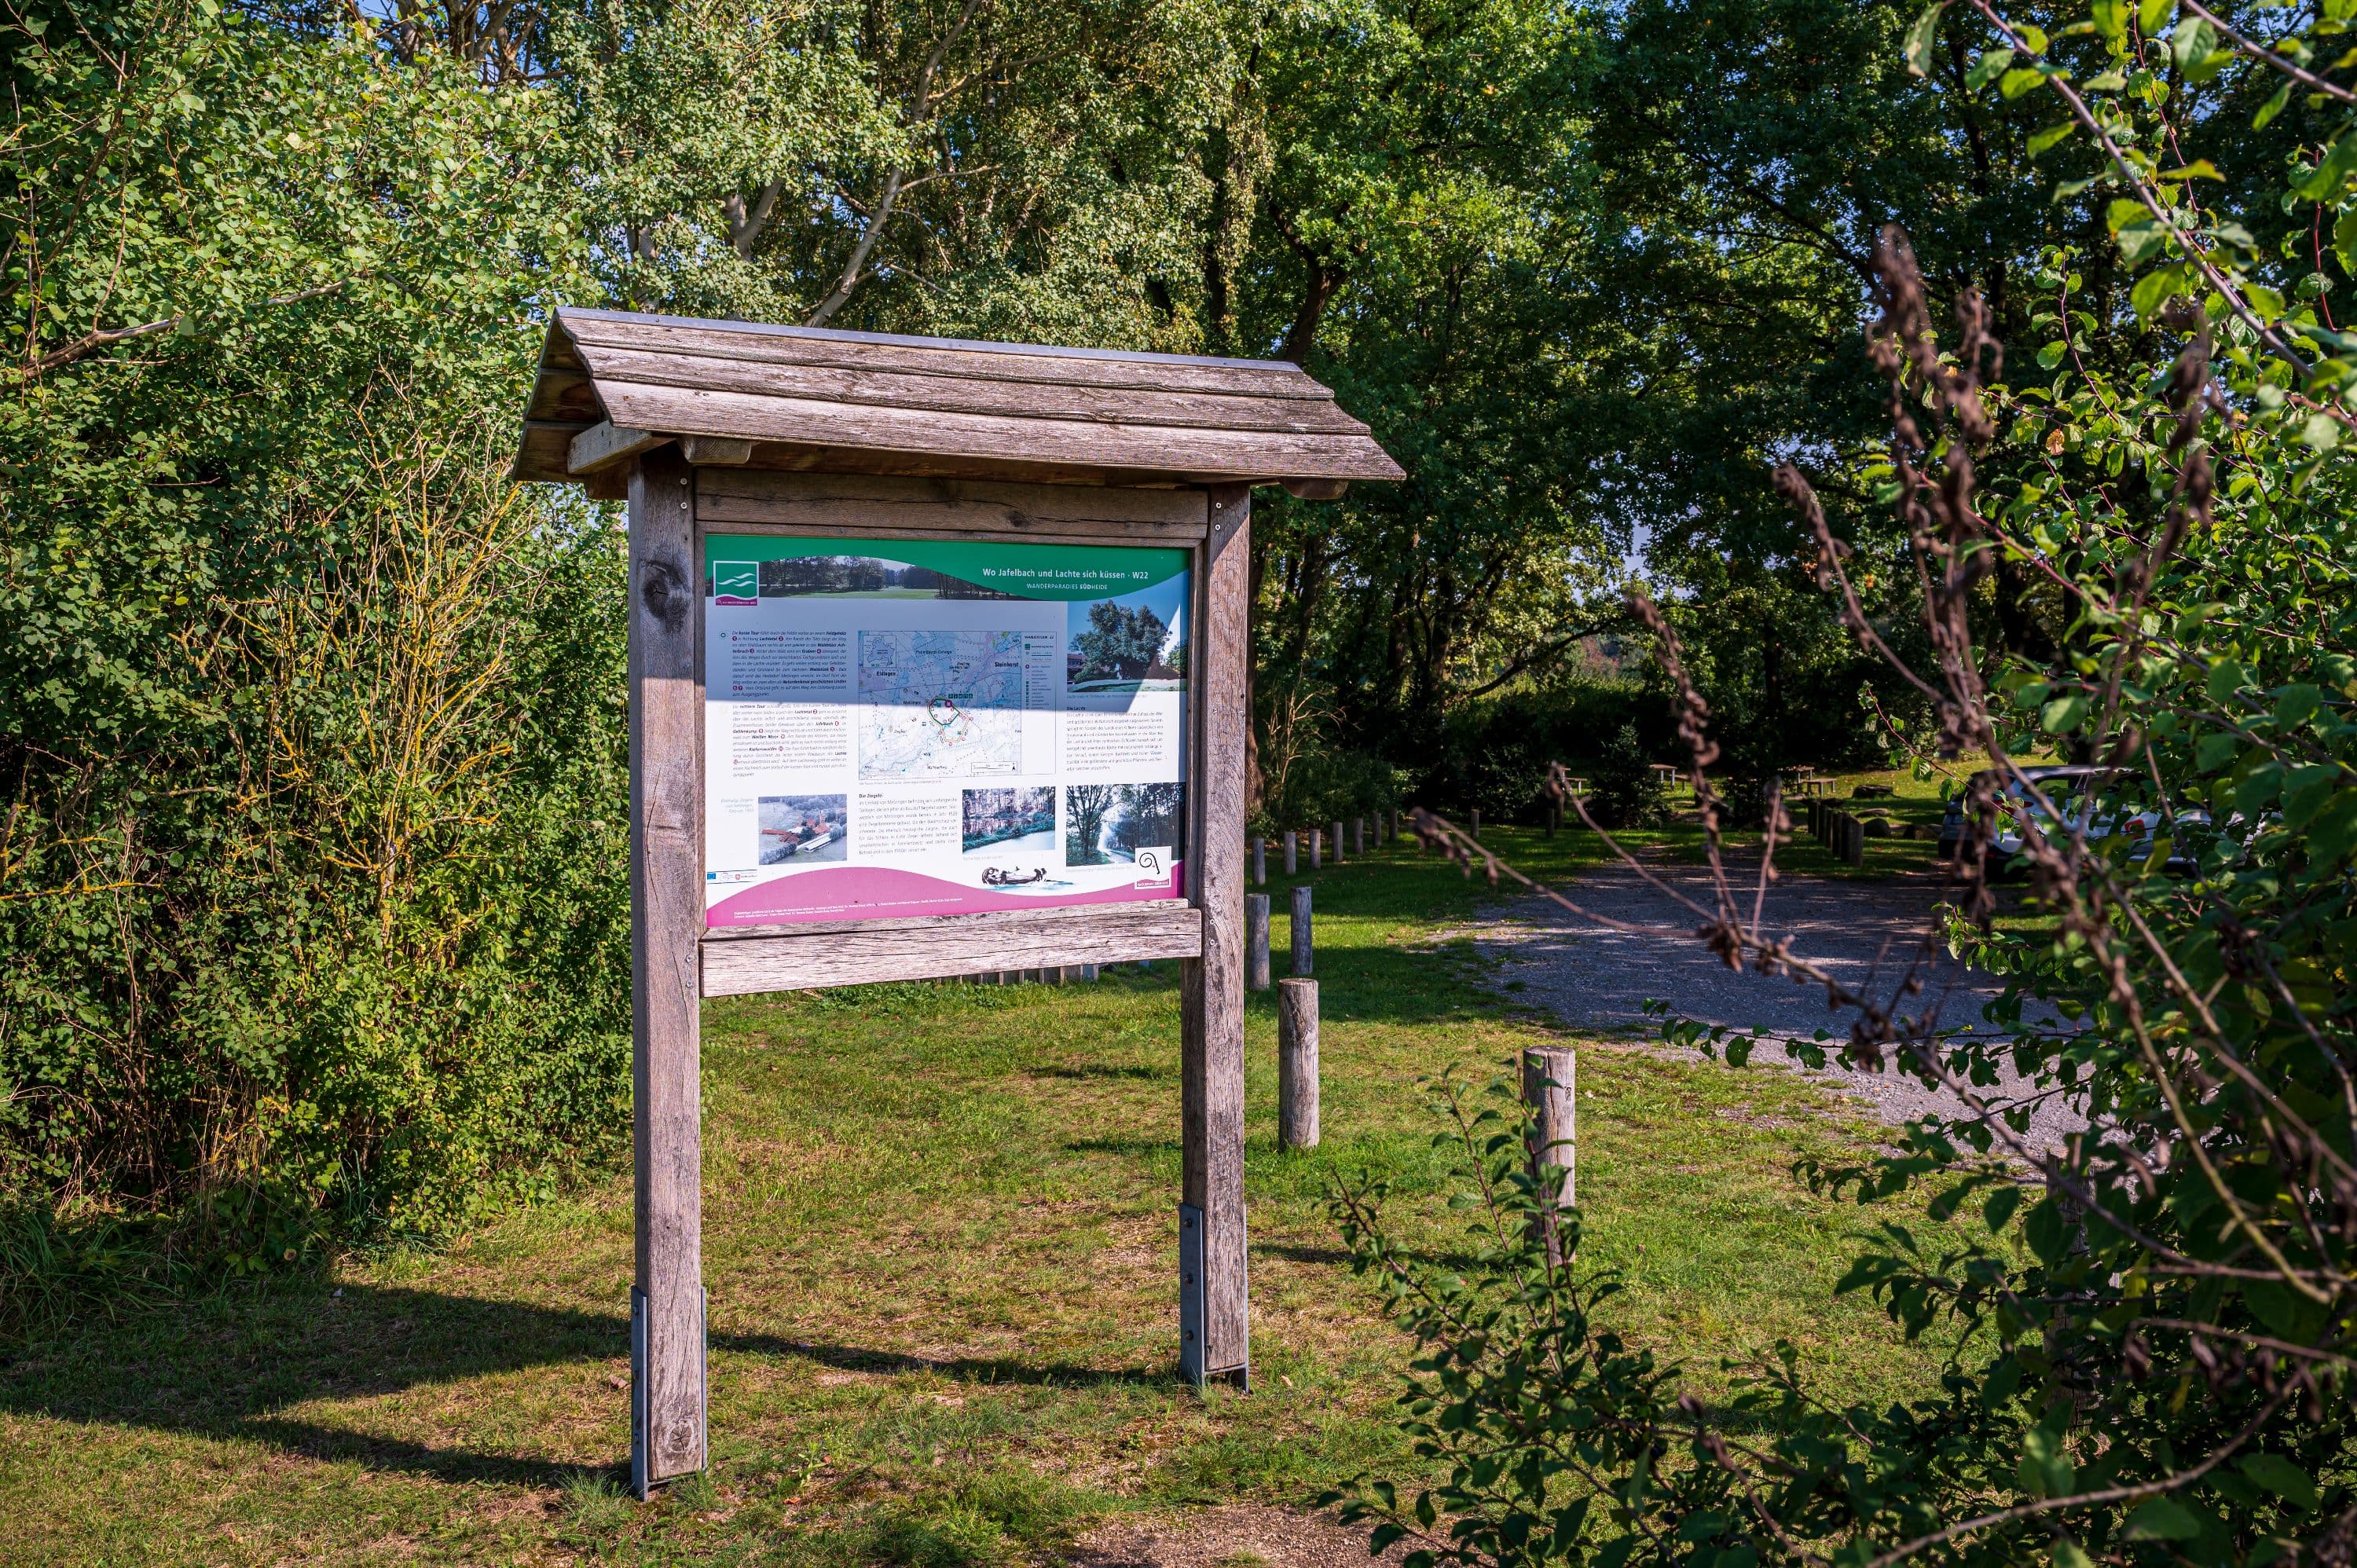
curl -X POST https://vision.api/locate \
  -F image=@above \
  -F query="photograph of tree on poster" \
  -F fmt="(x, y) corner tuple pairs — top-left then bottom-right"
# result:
(1062, 783), (1113, 866)
(1065, 583), (1186, 695)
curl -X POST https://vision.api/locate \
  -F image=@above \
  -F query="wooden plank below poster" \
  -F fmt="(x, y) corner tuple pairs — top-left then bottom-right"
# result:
(700, 903), (1203, 995)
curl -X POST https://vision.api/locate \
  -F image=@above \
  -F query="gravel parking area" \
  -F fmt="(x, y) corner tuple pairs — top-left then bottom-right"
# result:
(1461, 853), (2083, 1153)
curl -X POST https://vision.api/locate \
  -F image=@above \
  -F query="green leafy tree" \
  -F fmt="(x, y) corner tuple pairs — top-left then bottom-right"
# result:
(1332, 2), (2357, 1562)
(0, 0), (623, 1269)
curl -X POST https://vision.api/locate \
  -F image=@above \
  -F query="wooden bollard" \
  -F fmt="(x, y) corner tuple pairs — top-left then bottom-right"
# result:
(1391, 808), (1401, 839)
(1277, 979), (1320, 1151)
(1352, 818), (1364, 855)
(1470, 808), (1481, 841)
(1289, 884), (1313, 976)
(1521, 1046), (1577, 1267)
(1284, 830), (1297, 874)
(1332, 820), (1344, 863)
(1309, 829), (1322, 870)
(1245, 894), (1271, 991)
(1252, 835), (1266, 885)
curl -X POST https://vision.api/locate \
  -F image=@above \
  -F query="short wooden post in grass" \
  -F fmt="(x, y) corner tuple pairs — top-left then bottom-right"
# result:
(1471, 808), (1482, 841)
(1520, 1046), (1577, 1269)
(1284, 830), (1297, 875)
(1309, 829), (1322, 870)
(1252, 835), (1266, 885)
(1353, 817), (1365, 855)
(1277, 979), (1320, 1151)
(1391, 808), (1401, 840)
(513, 306), (1399, 1471)
(1245, 894), (1271, 991)
(1290, 885), (1313, 976)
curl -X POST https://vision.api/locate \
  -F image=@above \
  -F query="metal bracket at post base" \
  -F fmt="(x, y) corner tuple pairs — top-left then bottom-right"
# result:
(629, 1284), (709, 1500)
(1178, 1203), (1248, 1391)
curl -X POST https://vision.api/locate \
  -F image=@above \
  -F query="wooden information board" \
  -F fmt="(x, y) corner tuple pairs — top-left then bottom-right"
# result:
(510, 308), (1400, 1495)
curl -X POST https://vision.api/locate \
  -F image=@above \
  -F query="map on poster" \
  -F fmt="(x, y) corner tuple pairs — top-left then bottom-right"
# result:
(857, 631), (1027, 779)
(702, 535), (1189, 927)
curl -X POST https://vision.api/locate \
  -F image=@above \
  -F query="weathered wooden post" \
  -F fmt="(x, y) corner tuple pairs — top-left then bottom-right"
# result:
(1309, 828), (1322, 870)
(1283, 830), (1297, 875)
(1521, 1046), (1576, 1268)
(1353, 817), (1365, 855)
(1331, 819), (1344, 863)
(1245, 893), (1271, 991)
(626, 448), (706, 1497)
(512, 305), (1398, 1476)
(1252, 835), (1266, 885)
(1289, 884), (1313, 976)
(1470, 808), (1481, 841)
(1277, 978), (1319, 1150)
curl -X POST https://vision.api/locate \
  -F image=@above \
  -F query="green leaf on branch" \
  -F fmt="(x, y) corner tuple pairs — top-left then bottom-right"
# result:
(2040, 692), (2092, 734)
(2124, 1499), (2201, 1541)
(1967, 47), (2015, 90)
(2335, 207), (2357, 271)
(2292, 133), (2357, 201)
(2301, 412), (2344, 450)
(2197, 731), (2242, 772)
(2131, 264), (2190, 321)
(2000, 66), (2051, 98)
(2139, 0), (2173, 35)
(2308, 789), (2357, 866)
(1904, 2), (1948, 76)
(2239, 1454), (2322, 1511)
(2256, 80), (2294, 128)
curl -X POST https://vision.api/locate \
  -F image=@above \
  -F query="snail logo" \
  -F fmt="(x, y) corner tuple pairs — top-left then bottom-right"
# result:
(1132, 845), (1173, 889)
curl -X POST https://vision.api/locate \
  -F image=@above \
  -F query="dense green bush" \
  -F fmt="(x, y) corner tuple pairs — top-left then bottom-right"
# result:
(1424, 681), (1670, 826)
(0, 3), (627, 1277)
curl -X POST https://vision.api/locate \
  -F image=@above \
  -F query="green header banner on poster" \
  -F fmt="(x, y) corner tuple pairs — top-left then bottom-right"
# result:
(702, 534), (1189, 602)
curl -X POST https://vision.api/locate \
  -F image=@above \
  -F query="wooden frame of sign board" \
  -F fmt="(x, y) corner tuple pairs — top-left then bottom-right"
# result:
(511, 307), (1402, 1497)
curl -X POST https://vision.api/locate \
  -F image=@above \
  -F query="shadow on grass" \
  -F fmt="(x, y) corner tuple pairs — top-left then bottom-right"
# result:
(1255, 1242), (1485, 1272)
(0, 1280), (1168, 1490)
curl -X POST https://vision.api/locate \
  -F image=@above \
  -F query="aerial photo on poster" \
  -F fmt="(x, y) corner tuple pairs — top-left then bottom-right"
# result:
(700, 536), (1190, 925)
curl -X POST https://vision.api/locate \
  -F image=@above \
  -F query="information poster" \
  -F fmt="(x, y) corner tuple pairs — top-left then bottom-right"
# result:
(702, 533), (1191, 926)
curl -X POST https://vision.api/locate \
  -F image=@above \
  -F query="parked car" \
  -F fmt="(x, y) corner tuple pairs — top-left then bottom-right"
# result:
(1938, 764), (2106, 862)
(1940, 764), (2205, 874)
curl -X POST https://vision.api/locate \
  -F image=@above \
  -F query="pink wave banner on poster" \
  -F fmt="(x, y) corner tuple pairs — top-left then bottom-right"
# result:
(706, 861), (1189, 927)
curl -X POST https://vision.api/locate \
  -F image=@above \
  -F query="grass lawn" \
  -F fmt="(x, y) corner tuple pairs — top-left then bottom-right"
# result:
(0, 821), (1969, 1566)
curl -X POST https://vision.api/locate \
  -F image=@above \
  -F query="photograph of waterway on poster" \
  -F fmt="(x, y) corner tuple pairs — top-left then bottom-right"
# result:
(702, 533), (1191, 926)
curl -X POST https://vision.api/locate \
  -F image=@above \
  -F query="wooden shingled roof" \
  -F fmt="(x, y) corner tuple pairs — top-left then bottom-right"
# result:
(512, 306), (1403, 494)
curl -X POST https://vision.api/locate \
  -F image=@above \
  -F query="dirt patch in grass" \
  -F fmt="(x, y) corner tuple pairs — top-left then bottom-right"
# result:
(1075, 1504), (1404, 1567)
